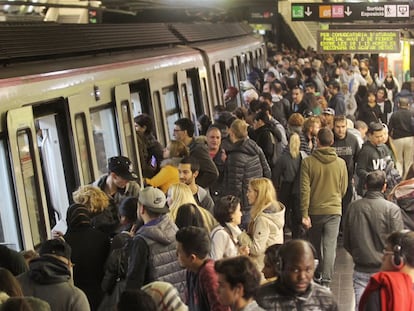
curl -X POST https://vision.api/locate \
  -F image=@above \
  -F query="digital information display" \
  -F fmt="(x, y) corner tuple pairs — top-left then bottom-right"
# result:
(317, 30), (400, 53)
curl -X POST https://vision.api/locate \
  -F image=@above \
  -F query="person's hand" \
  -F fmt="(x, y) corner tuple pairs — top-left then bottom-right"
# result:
(302, 217), (312, 229)
(239, 245), (250, 256)
(52, 230), (64, 239)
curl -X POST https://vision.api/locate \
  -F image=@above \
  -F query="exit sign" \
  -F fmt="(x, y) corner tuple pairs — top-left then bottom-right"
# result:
(291, 2), (410, 22)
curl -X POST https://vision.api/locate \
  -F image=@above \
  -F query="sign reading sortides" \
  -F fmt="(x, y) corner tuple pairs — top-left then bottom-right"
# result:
(317, 30), (400, 53)
(291, 2), (410, 22)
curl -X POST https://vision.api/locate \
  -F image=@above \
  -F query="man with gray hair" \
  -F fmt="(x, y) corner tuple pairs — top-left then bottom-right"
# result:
(343, 170), (403, 309)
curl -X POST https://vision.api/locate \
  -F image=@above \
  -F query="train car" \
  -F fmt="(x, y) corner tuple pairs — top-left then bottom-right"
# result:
(0, 22), (265, 251)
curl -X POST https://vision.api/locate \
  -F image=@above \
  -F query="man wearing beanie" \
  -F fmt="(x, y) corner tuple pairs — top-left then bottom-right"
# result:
(126, 187), (186, 298)
(17, 238), (90, 311)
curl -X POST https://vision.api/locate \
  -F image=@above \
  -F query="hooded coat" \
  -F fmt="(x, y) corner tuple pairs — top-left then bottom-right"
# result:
(18, 257), (90, 311)
(301, 147), (348, 217)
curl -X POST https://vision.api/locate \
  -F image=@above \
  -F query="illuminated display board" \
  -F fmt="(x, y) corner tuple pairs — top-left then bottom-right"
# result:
(317, 30), (400, 53)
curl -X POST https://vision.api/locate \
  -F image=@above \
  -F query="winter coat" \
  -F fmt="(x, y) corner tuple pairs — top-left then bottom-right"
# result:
(18, 257), (90, 311)
(126, 215), (186, 297)
(189, 138), (219, 188)
(388, 178), (414, 230)
(223, 138), (271, 212)
(329, 92), (346, 116)
(343, 191), (403, 273)
(301, 147), (348, 217)
(145, 157), (181, 193)
(64, 225), (110, 310)
(247, 202), (285, 273)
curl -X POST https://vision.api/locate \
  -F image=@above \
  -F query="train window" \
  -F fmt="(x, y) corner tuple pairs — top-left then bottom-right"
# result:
(131, 91), (143, 117)
(0, 139), (21, 250)
(16, 130), (47, 247)
(120, 101), (138, 175)
(75, 114), (93, 184)
(201, 77), (209, 114)
(152, 91), (166, 146)
(163, 87), (180, 140)
(90, 108), (119, 176)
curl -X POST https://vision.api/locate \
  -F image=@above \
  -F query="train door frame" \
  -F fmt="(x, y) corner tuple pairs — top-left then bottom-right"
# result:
(6, 106), (51, 250)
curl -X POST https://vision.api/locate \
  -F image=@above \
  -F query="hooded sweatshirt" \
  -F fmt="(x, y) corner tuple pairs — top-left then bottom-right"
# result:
(301, 147), (348, 217)
(18, 257), (90, 311)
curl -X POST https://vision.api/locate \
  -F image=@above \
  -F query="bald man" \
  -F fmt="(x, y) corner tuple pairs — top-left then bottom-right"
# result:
(256, 239), (338, 310)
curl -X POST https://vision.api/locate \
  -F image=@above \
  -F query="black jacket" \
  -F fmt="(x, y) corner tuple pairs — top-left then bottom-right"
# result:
(189, 138), (219, 188)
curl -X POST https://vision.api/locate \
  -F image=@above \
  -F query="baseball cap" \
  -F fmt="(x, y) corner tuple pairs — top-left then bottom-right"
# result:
(39, 238), (72, 260)
(108, 156), (138, 181)
(322, 107), (335, 115)
(138, 187), (168, 214)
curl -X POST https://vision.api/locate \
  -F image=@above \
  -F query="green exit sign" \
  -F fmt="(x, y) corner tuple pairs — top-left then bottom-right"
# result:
(292, 5), (304, 18)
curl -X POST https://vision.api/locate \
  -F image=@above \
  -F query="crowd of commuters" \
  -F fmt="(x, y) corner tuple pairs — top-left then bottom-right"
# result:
(1, 48), (414, 311)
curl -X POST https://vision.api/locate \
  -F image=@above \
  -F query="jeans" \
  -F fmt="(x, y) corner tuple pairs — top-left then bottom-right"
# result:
(353, 270), (372, 310)
(308, 214), (341, 284)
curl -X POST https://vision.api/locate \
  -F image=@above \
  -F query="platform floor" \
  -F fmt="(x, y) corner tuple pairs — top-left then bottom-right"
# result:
(331, 239), (355, 311)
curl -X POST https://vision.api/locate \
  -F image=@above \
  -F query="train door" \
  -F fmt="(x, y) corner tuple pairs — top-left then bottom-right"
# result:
(213, 62), (224, 107)
(230, 57), (242, 107)
(7, 107), (51, 250)
(0, 135), (23, 250)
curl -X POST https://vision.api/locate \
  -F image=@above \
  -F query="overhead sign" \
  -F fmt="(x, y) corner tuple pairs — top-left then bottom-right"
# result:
(317, 30), (400, 53)
(291, 2), (410, 22)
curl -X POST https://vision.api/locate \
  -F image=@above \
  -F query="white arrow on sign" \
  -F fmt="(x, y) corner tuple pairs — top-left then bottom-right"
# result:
(345, 6), (352, 16)
(305, 6), (312, 16)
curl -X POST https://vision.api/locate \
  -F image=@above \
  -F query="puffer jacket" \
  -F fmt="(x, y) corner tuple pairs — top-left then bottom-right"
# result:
(248, 202), (285, 273)
(223, 138), (271, 212)
(343, 191), (404, 273)
(18, 257), (90, 311)
(256, 280), (338, 310)
(388, 178), (414, 230)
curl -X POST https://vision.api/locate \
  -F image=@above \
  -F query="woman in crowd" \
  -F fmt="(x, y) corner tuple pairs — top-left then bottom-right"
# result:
(64, 204), (110, 311)
(210, 195), (249, 260)
(167, 183), (217, 232)
(175, 203), (205, 229)
(145, 140), (189, 193)
(376, 86), (393, 124)
(262, 244), (282, 281)
(240, 178), (285, 274)
(273, 132), (303, 238)
(357, 90), (382, 126)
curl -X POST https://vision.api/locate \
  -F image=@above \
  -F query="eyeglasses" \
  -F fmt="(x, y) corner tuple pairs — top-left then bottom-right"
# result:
(382, 249), (394, 256)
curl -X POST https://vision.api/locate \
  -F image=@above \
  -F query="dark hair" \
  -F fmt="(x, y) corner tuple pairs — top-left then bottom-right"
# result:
(175, 203), (205, 229)
(117, 289), (156, 311)
(118, 196), (138, 223)
(214, 256), (261, 299)
(328, 80), (340, 91)
(368, 122), (384, 133)
(254, 111), (270, 124)
(134, 114), (154, 135)
(259, 101), (272, 114)
(249, 99), (262, 113)
(386, 230), (414, 267)
(0, 268), (24, 297)
(333, 115), (347, 125)
(214, 195), (241, 226)
(376, 86), (388, 98)
(176, 226), (210, 259)
(179, 156), (200, 173)
(175, 118), (195, 137)
(260, 92), (272, 102)
(317, 128), (333, 146)
(366, 170), (386, 191)
(198, 114), (212, 136)
(264, 244), (283, 270)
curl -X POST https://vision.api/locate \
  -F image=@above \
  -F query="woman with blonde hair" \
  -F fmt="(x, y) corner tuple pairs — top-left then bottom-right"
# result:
(167, 183), (217, 232)
(73, 185), (116, 235)
(240, 178), (285, 274)
(145, 140), (189, 193)
(273, 133), (304, 238)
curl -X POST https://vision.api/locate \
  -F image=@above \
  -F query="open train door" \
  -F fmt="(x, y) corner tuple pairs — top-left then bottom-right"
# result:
(7, 106), (51, 250)
(114, 84), (143, 186)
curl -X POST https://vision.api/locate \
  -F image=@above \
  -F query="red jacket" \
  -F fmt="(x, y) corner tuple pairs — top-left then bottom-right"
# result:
(359, 271), (414, 311)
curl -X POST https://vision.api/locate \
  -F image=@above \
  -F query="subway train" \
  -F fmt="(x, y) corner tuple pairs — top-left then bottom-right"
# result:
(0, 22), (265, 251)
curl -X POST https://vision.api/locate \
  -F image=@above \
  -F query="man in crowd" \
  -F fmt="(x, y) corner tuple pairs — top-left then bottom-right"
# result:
(174, 118), (218, 189)
(343, 170), (403, 309)
(256, 239), (338, 310)
(92, 156), (141, 232)
(126, 187), (185, 296)
(332, 115), (360, 219)
(178, 157), (215, 213)
(301, 128), (348, 288)
(359, 230), (414, 310)
(18, 238), (90, 311)
(176, 226), (229, 311)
